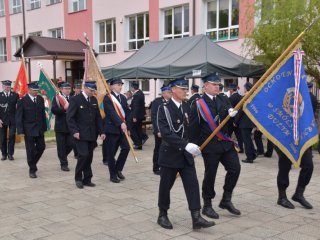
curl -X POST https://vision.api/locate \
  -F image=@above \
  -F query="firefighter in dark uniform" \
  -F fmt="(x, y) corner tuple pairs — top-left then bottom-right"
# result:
(67, 81), (106, 189)
(157, 78), (215, 230)
(16, 82), (47, 178)
(276, 81), (316, 209)
(103, 78), (131, 183)
(234, 82), (257, 163)
(51, 82), (74, 171)
(0, 80), (19, 160)
(150, 84), (172, 175)
(227, 84), (244, 153)
(188, 84), (200, 107)
(190, 73), (241, 219)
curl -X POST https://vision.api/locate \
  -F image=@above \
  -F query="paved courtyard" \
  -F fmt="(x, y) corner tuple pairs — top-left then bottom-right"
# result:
(0, 135), (320, 240)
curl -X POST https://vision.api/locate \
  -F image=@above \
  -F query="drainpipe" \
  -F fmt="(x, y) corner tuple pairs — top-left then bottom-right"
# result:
(21, 0), (26, 41)
(192, 0), (196, 35)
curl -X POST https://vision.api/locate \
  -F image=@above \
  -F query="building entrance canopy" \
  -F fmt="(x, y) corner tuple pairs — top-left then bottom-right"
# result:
(102, 34), (265, 79)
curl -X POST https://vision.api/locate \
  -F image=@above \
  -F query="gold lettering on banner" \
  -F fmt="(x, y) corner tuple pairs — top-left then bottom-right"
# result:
(267, 114), (291, 136)
(249, 103), (258, 113)
(264, 70), (293, 93)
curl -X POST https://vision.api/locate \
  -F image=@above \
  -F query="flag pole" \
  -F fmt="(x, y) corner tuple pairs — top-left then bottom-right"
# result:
(83, 34), (139, 163)
(36, 62), (60, 94)
(200, 30), (306, 151)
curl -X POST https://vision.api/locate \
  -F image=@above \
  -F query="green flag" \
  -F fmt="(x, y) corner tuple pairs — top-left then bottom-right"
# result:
(38, 69), (57, 129)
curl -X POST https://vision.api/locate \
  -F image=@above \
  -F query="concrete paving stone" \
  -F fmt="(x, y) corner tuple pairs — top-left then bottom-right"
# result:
(0, 225), (25, 238)
(277, 213), (315, 225)
(93, 209), (126, 221)
(156, 223), (192, 237)
(132, 230), (172, 240)
(277, 230), (319, 240)
(44, 212), (77, 222)
(171, 235), (198, 240)
(111, 197), (141, 206)
(247, 211), (280, 223)
(86, 233), (116, 240)
(18, 218), (53, 229)
(294, 224), (320, 238)
(102, 227), (140, 239)
(218, 232), (263, 240)
(41, 221), (79, 234)
(186, 229), (226, 240)
(243, 226), (282, 238)
(122, 211), (152, 223)
(12, 227), (52, 240)
(263, 220), (298, 232)
(39, 231), (85, 240)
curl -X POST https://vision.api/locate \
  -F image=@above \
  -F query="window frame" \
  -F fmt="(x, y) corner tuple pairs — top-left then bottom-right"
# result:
(0, 0), (5, 17)
(125, 79), (150, 94)
(29, 31), (42, 37)
(11, 35), (23, 61)
(0, 38), (7, 62)
(127, 12), (149, 50)
(206, 0), (239, 42)
(29, 0), (41, 10)
(11, 0), (22, 14)
(163, 4), (189, 39)
(46, 0), (62, 5)
(98, 18), (116, 53)
(49, 28), (64, 39)
(69, 0), (86, 13)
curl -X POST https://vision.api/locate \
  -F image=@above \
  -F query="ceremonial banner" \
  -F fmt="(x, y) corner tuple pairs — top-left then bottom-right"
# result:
(38, 69), (57, 129)
(244, 53), (318, 168)
(84, 48), (106, 118)
(13, 58), (28, 97)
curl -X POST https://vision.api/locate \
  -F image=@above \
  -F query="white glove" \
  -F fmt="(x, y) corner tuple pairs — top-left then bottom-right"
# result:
(228, 108), (238, 117)
(185, 143), (201, 156)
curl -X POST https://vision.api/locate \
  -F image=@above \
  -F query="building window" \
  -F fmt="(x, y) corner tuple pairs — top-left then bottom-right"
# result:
(0, 38), (7, 62)
(128, 13), (149, 50)
(29, 31), (42, 36)
(126, 80), (150, 93)
(206, 0), (239, 42)
(29, 0), (40, 10)
(47, 0), (61, 5)
(98, 19), (116, 53)
(10, 0), (22, 14)
(49, 28), (63, 38)
(11, 35), (23, 61)
(164, 5), (189, 39)
(69, 0), (86, 13)
(0, 0), (5, 17)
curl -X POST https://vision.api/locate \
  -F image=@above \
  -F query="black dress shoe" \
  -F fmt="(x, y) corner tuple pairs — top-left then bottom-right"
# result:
(191, 210), (215, 229)
(153, 170), (161, 175)
(157, 215), (173, 229)
(264, 153), (272, 158)
(277, 198), (295, 209)
(117, 171), (125, 180)
(1, 155), (7, 161)
(110, 177), (120, 183)
(219, 201), (241, 215)
(241, 159), (254, 163)
(75, 181), (84, 189)
(202, 206), (219, 219)
(103, 161), (108, 166)
(83, 182), (96, 187)
(133, 145), (142, 150)
(61, 166), (70, 171)
(29, 172), (37, 178)
(8, 155), (14, 160)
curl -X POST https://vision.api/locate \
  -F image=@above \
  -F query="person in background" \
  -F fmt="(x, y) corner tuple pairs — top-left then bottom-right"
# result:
(188, 84), (200, 107)
(16, 82), (47, 178)
(150, 84), (172, 175)
(0, 80), (19, 161)
(51, 82), (73, 171)
(130, 82), (146, 150)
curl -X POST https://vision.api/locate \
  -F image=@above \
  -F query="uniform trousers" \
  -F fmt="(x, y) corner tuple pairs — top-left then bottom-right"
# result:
(131, 120), (143, 146)
(24, 135), (45, 173)
(202, 149), (240, 200)
(74, 140), (96, 183)
(106, 133), (129, 179)
(0, 123), (16, 156)
(253, 130), (264, 154)
(152, 134), (161, 172)
(228, 125), (244, 152)
(241, 128), (256, 160)
(55, 132), (73, 166)
(276, 148), (313, 190)
(158, 165), (201, 211)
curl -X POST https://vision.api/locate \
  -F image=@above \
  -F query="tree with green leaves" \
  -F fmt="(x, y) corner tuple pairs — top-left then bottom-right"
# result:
(244, 0), (320, 86)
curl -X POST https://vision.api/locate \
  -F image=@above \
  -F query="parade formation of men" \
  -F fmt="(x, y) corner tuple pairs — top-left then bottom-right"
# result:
(0, 72), (318, 230)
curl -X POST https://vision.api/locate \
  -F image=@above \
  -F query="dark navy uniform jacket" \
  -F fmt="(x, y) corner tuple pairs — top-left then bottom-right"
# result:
(189, 93), (234, 154)
(51, 95), (71, 133)
(16, 94), (47, 136)
(131, 89), (146, 120)
(151, 97), (167, 135)
(103, 92), (131, 135)
(67, 93), (103, 142)
(157, 100), (194, 168)
(0, 91), (19, 125)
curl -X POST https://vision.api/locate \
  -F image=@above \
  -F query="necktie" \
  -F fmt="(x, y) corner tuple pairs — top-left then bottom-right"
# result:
(117, 95), (121, 103)
(66, 96), (69, 102)
(87, 97), (90, 103)
(33, 97), (36, 104)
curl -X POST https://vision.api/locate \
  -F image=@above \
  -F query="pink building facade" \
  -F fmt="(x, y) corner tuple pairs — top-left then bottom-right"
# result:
(0, 0), (255, 103)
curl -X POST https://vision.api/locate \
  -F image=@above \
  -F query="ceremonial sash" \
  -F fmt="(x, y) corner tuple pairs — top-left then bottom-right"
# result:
(110, 94), (125, 121)
(197, 98), (239, 150)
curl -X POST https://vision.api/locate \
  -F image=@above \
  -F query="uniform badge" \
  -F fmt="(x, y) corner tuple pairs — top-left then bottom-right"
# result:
(177, 119), (180, 123)
(80, 105), (84, 108)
